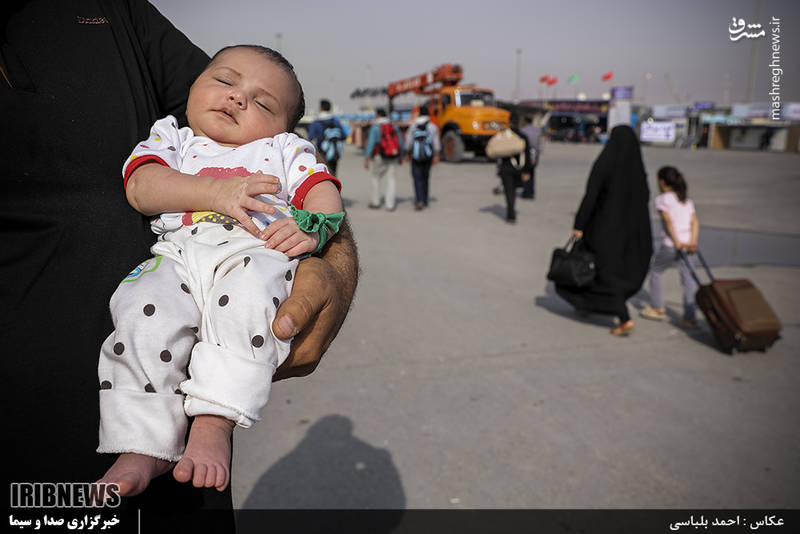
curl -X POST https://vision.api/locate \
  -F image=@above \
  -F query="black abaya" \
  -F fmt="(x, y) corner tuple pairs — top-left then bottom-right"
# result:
(555, 125), (653, 319)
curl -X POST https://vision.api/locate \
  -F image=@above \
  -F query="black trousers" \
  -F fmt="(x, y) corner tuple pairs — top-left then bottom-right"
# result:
(326, 158), (339, 177)
(499, 169), (520, 219)
(411, 161), (432, 205)
(522, 164), (537, 197)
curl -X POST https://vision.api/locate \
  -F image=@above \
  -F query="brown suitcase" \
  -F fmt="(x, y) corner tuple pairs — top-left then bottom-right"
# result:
(681, 251), (781, 354)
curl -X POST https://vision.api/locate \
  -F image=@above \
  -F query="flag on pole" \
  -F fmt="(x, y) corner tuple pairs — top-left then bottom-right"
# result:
(568, 74), (579, 84)
(601, 71), (614, 82)
(547, 76), (558, 86)
(539, 75), (550, 83)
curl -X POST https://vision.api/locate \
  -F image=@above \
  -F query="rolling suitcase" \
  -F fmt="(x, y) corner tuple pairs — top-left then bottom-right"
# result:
(680, 250), (781, 354)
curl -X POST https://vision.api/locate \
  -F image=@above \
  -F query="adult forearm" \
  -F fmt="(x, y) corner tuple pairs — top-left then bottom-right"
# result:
(322, 217), (359, 308)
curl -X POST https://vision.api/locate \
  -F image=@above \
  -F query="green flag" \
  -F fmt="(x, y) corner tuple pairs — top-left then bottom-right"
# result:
(568, 74), (579, 84)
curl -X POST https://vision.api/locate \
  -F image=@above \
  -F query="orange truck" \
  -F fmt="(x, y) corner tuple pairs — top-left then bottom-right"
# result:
(387, 64), (509, 162)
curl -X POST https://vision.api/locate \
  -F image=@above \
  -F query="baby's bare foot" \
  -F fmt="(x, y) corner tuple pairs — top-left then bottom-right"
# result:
(96, 453), (174, 498)
(173, 415), (234, 491)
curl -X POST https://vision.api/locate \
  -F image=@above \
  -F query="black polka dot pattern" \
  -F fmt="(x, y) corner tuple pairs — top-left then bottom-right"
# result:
(273, 297), (280, 308)
(144, 383), (156, 393)
(143, 304), (155, 316)
(223, 224), (234, 231)
(218, 241), (229, 246)
(219, 295), (229, 306)
(191, 227), (198, 235)
(190, 326), (199, 334)
(251, 335), (264, 348)
(196, 213), (238, 225)
(100, 381), (112, 390)
(113, 342), (125, 355)
(160, 350), (172, 363)
(285, 270), (292, 281)
(181, 283), (190, 294)
(243, 257), (251, 267)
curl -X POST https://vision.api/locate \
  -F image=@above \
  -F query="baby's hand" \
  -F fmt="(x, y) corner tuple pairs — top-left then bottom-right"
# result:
(209, 172), (280, 236)
(258, 217), (319, 257)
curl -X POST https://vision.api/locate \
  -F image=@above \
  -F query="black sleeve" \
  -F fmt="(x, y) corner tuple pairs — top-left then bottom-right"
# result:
(125, 0), (210, 122)
(519, 128), (533, 173)
(574, 158), (606, 231)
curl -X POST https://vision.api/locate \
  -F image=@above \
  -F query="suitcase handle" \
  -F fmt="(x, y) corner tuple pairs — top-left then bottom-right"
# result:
(678, 249), (714, 285)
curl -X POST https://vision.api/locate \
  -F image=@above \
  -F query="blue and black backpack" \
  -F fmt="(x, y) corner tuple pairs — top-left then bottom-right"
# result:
(411, 122), (434, 163)
(319, 120), (344, 162)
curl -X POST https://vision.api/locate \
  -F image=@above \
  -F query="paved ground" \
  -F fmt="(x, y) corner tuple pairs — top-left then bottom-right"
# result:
(232, 141), (800, 512)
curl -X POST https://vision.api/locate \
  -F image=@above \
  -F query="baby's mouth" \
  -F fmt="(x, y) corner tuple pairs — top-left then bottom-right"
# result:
(217, 109), (237, 123)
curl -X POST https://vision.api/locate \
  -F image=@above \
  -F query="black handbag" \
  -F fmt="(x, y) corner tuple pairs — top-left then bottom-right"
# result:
(547, 236), (596, 288)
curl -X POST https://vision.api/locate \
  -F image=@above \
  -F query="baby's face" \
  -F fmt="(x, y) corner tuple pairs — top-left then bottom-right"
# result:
(186, 47), (294, 146)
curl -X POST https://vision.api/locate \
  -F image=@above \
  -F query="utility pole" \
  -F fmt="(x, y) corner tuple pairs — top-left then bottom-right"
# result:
(513, 48), (521, 103)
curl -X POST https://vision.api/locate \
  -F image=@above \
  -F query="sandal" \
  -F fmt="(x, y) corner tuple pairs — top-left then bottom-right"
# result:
(640, 305), (666, 321)
(610, 320), (635, 336)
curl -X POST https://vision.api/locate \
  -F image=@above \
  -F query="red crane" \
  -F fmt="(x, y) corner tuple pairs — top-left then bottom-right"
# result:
(386, 64), (463, 98)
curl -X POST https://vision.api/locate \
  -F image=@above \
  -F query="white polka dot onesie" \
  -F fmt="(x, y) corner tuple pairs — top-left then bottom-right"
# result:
(97, 116), (337, 461)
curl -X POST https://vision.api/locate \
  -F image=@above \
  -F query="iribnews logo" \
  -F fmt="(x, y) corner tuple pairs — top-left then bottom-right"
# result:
(9, 483), (121, 508)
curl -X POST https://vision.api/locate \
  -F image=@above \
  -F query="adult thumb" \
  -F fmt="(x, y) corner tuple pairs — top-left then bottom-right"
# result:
(272, 282), (323, 340)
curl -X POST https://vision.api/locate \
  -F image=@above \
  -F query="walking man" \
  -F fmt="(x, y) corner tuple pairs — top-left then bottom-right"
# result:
(364, 108), (404, 211)
(405, 106), (441, 210)
(308, 99), (346, 176)
(519, 114), (543, 199)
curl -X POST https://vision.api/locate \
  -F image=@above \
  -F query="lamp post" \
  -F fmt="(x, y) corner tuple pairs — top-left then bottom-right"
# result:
(365, 64), (373, 112)
(513, 48), (522, 103)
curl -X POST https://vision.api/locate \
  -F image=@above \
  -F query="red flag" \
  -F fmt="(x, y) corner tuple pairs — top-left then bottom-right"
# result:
(601, 71), (613, 82)
(547, 76), (558, 86)
(539, 75), (550, 83)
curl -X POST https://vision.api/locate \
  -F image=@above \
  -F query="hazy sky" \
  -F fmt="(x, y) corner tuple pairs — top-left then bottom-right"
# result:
(151, 0), (799, 114)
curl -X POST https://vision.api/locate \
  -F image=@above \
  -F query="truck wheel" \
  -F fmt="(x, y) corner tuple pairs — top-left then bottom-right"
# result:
(442, 131), (464, 162)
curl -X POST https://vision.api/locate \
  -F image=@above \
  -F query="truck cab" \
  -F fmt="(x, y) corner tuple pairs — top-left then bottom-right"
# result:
(429, 86), (509, 161)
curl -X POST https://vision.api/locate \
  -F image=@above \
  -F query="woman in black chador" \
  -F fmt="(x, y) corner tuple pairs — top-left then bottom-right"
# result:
(556, 125), (653, 336)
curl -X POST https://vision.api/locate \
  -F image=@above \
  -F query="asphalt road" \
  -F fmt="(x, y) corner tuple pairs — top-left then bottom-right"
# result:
(232, 141), (800, 512)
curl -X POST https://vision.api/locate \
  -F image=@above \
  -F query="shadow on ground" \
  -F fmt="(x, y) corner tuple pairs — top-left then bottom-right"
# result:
(536, 281), (726, 353)
(237, 415), (405, 532)
(534, 282), (616, 328)
(479, 203), (509, 221)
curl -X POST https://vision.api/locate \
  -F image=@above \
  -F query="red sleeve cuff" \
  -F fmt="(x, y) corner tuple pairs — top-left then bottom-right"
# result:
(123, 155), (170, 189)
(291, 171), (342, 209)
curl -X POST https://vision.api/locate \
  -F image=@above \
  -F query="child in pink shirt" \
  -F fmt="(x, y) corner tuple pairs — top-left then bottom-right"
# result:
(641, 166), (700, 325)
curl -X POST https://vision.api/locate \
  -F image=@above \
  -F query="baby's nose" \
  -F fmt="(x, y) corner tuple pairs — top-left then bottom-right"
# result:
(229, 94), (244, 108)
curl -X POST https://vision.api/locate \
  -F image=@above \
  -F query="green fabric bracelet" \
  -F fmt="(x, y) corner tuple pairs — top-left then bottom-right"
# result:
(290, 206), (345, 254)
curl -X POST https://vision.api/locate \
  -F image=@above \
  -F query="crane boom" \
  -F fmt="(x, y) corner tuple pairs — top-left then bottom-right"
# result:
(387, 64), (463, 98)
